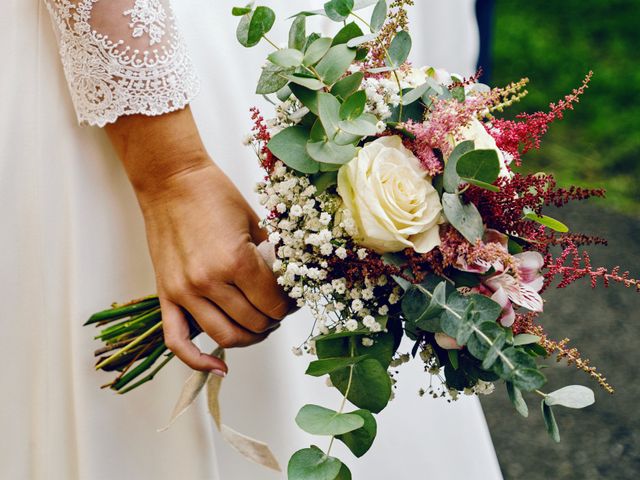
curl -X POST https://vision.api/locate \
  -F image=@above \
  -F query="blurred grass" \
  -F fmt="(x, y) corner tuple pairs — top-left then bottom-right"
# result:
(492, 0), (640, 214)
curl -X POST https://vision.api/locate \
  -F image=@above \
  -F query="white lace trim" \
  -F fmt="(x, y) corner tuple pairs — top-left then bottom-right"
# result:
(46, 0), (200, 127)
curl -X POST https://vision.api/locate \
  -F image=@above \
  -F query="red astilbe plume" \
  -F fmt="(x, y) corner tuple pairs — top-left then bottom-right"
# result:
(464, 172), (605, 248)
(544, 242), (640, 292)
(249, 106), (276, 173)
(490, 72), (593, 166)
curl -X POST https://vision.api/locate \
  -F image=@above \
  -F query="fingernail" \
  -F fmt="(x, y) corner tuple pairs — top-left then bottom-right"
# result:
(267, 322), (282, 332)
(212, 369), (227, 378)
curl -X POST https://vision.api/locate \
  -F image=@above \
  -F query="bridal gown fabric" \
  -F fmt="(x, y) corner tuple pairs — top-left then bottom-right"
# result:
(0, 1), (502, 479)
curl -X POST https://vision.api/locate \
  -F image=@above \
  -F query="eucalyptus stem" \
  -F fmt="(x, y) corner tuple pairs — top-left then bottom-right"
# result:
(263, 35), (280, 50)
(327, 337), (357, 456)
(349, 12), (405, 119)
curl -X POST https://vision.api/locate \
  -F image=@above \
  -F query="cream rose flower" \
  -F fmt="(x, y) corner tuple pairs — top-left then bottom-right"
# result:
(456, 118), (511, 177)
(337, 136), (442, 254)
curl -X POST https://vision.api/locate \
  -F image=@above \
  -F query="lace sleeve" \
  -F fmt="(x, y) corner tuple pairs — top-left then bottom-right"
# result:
(45, 0), (199, 127)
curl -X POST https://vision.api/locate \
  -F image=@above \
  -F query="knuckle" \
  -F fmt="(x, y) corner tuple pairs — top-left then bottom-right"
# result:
(266, 298), (290, 320)
(249, 316), (275, 334)
(215, 334), (239, 349)
(164, 332), (181, 353)
(187, 266), (214, 290)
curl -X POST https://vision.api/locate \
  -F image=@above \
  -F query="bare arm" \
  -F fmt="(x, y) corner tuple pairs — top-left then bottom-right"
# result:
(105, 108), (289, 374)
(45, 1), (289, 374)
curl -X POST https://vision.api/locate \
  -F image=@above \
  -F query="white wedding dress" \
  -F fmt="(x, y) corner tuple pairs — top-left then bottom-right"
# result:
(0, 1), (502, 479)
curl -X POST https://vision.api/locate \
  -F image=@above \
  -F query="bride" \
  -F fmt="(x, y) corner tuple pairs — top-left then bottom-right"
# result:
(0, 0), (502, 478)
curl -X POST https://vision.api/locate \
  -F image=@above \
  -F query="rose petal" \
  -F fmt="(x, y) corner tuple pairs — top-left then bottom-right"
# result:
(435, 333), (463, 350)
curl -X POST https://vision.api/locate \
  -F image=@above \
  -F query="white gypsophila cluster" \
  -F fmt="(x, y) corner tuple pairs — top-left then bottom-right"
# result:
(255, 160), (403, 353)
(418, 344), (496, 401)
(362, 76), (401, 120)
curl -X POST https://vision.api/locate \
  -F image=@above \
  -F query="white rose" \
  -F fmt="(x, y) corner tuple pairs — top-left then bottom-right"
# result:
(456, 118), (510, 177)
(337, 136), (443, 254)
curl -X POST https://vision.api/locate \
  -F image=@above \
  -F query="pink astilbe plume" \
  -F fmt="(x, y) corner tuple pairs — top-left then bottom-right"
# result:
(402, 96), (489, 175)
(490, 72), (593, 166)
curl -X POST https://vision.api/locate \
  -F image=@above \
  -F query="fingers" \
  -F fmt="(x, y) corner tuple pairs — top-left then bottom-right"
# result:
(182, 296), (270, 349)
(232, 243), (292, 320)
(205, 283), (280, 334)
(160, 297), (229, 373)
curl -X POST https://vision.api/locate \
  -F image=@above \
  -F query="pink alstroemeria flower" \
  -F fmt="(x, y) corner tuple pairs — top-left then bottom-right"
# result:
(455, 230), (545, 327)
(484, 251), (545, 319)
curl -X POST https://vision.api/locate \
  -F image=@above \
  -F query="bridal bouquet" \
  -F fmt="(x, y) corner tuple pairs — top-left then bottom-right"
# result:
(87, 1), (639, 478)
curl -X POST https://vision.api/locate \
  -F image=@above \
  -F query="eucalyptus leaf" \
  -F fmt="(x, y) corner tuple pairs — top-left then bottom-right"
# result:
(334, 130), (362, 146)
(290, 83), (319, 114)
(288, 15), (307, 50)
(310, 119), (328, 142)
(443, 140), (475, 193)
(285, 74), (325, 90)
(386, 30), (411, 67)
(317, 92), (342, 138)
(288, 446), (343, 480)
(295, 404), (364, 436)
(401, 82), (432, 106)
(324, 0), (355, 21)
(335, 463), (352, 480)
(331, 72), (364, 100)
(306, 356), (369, 377)
(494, 347), (547, 391)
(236, 6), (275, 47)
(311, 171), (339, 193)
(256, 64), (293, 94)
(332, 22), (364, 46)
(456, 149), (501, 186)
(335, 409), (377, 458)
(370, 0), (387, 31)
(267, 126), (319, 174)
(303, 37), (333, 66)
(347, 34), (378, 48)
(268, 48), (304, 68)
(316, 44), (357, 85)
(506, 382), (529, 417)
(401, 282), (447, 332)
(307, 140), (357, 165)
(276, 85), (292, 101)
(541, 401), (561, 443)
(442, 192), (484, 243)
(338, 115), (378, 136)
(339, 90), (367, 120)
(330, 358), (392, 413)
(545, 385), (595, 409)
(232, 6), (253, 16)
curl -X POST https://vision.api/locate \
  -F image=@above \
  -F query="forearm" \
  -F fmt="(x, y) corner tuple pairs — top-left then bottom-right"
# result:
(105, 107), (212, 200)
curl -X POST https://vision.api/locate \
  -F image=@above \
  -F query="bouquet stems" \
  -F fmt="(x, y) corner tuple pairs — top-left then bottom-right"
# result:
(87, 296), (199, 394)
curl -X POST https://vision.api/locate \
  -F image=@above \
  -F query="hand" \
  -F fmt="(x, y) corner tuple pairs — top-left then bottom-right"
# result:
(138, 161), (289, 373)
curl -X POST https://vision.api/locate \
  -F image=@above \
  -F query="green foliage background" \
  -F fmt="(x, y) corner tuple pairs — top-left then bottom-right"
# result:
(492, 0), (640, 214)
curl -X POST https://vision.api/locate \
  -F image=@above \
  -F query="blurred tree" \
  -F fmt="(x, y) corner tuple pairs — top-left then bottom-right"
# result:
(492, 0), (640, 213)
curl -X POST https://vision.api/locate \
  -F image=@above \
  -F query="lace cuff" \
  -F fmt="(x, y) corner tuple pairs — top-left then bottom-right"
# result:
(45, 0), (200, 127)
